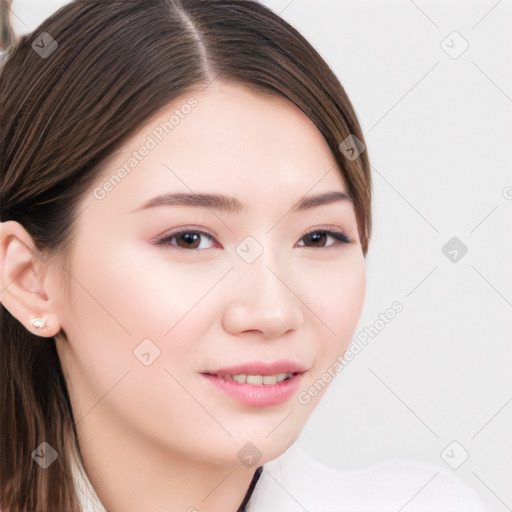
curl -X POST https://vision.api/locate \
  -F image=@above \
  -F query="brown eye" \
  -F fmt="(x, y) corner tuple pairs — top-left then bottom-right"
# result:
(298, 230), (351, 248)
(175, 232), (201, 249)
(157, 230), (216, 250)
(303, 232), (328, 247)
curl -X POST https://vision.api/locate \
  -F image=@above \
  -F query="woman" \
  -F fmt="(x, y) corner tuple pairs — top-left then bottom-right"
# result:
(0, 0), (488, 510)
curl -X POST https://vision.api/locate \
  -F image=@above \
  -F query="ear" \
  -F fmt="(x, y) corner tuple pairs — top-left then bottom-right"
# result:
(0, 220), (61, 338)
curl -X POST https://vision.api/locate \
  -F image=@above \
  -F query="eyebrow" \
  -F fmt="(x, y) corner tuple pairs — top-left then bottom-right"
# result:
(130, 190), (353, 214)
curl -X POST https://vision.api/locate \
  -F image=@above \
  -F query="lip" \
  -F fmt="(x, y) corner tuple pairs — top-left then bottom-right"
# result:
(201, 360), (307, 407)
(205, 360), (308, 376)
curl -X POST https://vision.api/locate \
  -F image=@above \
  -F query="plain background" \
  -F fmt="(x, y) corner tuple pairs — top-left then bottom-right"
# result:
(7, 1), (512, 510)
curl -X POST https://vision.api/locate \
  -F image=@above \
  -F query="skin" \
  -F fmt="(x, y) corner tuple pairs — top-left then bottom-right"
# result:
(0, 81), (366, 511)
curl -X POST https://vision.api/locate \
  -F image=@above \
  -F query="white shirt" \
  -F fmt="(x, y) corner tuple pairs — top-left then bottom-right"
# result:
(73, 443), (489, 512)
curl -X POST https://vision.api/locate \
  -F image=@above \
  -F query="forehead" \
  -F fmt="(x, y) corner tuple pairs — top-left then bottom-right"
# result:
(87, 81), (348, 212)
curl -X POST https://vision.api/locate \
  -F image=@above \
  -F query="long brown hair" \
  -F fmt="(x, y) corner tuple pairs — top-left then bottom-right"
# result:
(0, 0), (372, 510)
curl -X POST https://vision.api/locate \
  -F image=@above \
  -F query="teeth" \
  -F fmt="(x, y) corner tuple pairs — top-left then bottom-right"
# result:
(221, 373), (293, 385)
(246, 375), (263, 385)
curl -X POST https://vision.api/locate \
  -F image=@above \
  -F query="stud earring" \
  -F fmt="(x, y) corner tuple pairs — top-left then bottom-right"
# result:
(30, 316), (47, 330)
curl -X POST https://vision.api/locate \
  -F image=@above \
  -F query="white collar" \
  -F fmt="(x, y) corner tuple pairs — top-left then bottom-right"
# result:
(73, 442), (488, 512)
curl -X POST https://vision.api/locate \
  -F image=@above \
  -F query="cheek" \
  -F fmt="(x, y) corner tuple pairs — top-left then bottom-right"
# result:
(61, 238), (227, 367)
(293, 254), (365, 409)
(57, 239), (225, 434)
(303, 253), (366, 356)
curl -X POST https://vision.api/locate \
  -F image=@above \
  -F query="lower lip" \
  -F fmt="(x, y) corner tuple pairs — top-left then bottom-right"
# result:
(201, 373), (303, 407)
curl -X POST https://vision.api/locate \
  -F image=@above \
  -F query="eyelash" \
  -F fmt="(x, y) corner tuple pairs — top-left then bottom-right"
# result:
(154, 226), (352, 250)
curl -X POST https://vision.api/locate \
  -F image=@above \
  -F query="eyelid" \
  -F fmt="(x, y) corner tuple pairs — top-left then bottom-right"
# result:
(298, 225), (352, 246)
(152, 226), (220, 248)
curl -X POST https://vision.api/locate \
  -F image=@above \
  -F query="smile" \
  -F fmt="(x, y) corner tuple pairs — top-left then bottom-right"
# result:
(212, 373), (295, 385)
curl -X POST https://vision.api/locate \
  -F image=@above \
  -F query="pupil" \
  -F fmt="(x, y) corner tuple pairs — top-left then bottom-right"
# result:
(180, 233), (200, 248)
(308, 232), (326, 247)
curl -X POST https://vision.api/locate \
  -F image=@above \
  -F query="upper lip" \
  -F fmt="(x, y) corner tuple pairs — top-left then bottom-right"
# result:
(204, 360), (308, 376)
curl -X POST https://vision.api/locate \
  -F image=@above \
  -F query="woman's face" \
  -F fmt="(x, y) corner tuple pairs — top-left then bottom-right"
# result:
(50, 81), (366, 467)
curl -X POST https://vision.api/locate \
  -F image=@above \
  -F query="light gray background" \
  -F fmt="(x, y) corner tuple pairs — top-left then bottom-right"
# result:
(8, 1), (512, 510)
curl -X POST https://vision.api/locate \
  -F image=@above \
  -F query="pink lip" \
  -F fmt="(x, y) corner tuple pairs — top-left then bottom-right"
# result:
(201, 360), (307, 407)
(205, 360), (308, 376)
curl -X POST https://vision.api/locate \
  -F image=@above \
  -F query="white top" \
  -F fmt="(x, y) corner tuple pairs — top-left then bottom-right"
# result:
(73, 443), (489, 512)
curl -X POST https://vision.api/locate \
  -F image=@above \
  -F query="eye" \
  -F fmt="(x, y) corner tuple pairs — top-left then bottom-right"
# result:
(155, 229), (218, 250)
(297, 229), (352, 248)
(154, 227), (351, 250)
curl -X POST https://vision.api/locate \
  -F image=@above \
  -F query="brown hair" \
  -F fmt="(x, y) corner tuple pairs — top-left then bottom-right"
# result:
(0, 0), (372, 510)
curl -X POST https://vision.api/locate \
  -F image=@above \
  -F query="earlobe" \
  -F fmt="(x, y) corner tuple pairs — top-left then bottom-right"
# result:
(0, 220), (61, 338)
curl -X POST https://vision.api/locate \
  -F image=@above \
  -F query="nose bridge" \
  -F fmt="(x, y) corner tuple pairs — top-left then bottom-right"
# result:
(237, 247), (288, 307)
(222, 242), (303, 338)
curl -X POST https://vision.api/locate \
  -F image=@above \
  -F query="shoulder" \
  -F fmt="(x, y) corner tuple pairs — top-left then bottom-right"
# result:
(248, 443), (489, 512)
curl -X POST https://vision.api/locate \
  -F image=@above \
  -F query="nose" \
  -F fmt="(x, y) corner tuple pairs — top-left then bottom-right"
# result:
(221, 259), (304, 340)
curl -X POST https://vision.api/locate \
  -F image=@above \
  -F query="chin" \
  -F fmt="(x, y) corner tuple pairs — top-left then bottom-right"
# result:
(205, 418), (306, 468)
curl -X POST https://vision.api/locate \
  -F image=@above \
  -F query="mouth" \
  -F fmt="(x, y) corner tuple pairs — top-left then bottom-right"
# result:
(200, 360), (307, 407)
(205, 372), (297, 385)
